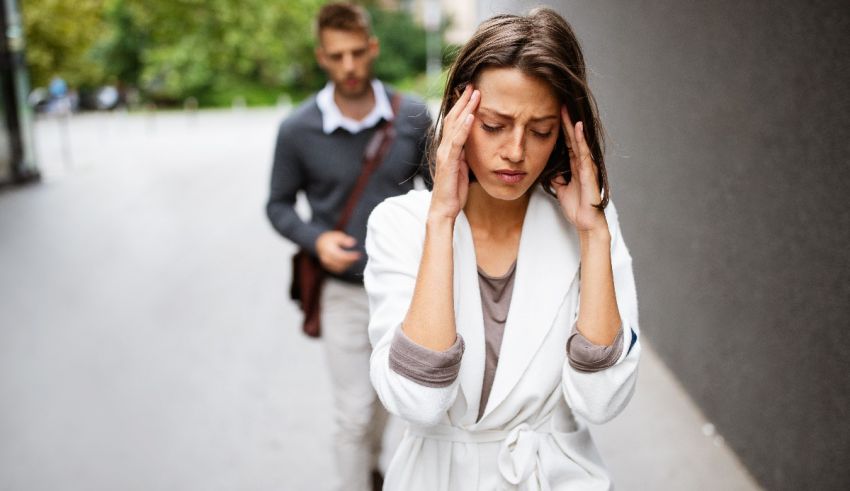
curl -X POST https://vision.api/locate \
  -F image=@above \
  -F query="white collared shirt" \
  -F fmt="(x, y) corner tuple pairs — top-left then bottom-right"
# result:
(316, 79), (394, 135)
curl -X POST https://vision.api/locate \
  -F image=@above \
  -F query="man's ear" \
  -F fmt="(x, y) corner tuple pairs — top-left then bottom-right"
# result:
(369, 36), (380, 58)
(315, 46), (326, 69)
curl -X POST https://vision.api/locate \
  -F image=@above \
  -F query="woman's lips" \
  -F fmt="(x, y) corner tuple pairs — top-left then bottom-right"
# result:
(494, 170), (527, 184)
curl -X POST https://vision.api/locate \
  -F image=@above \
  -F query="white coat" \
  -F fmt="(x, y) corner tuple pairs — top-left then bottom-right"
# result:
(364, 188), (640, 491)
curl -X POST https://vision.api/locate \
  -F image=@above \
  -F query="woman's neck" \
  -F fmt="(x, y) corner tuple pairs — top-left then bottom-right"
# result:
(463, 183), (530, 237)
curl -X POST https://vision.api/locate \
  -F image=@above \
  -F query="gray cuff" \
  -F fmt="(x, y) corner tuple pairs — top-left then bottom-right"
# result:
(567, 323), (624, 373)
(388, 328), (464, 388)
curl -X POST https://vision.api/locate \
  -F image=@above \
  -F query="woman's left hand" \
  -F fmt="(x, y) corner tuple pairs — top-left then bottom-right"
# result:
(551, 106), (608, 233)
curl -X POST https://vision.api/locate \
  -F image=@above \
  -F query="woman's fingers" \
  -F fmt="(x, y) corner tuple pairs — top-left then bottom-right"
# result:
(445, 84), (473, 124)
(458, 149), (469, 184)
(561, 106), (579, 177)
(574, 121), (603, 210)
(445, 90), (479, 163)
(575, 121), (593, 173)
(558, 108), (601, 208)
(575, 122), (599, 186)
(449, 113), (474, 158)
(561, 107), (595, 179)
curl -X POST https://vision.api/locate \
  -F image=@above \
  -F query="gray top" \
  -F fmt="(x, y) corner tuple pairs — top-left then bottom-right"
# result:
(266, 85), (432, 283)
(475, 261), (517, 421)
(388, 260), (625, 421)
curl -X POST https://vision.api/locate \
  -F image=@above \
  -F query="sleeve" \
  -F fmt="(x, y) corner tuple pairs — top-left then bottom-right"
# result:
(364, 199), (462, 427)
(265, 120), (328, 255)
(389, 328), (464, 387)
(561, 201), (641, 424)
(566, 323), (624, 372)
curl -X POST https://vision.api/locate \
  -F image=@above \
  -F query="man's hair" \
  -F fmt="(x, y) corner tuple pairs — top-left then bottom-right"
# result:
(316, 2), (372, 38)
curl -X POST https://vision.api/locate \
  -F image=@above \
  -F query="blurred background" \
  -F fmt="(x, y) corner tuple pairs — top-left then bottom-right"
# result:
(1, 0), (848, 490)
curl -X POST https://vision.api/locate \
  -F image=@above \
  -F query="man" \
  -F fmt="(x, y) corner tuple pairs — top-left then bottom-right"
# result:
(266, 3), (431, 490)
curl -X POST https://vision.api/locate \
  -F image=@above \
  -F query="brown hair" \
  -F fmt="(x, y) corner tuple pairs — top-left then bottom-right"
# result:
(316, 2), (372, 39)
(430, 7), (610, 209)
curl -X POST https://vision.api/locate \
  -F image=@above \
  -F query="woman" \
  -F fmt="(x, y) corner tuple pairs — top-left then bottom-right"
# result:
(364, 8), (639, 490)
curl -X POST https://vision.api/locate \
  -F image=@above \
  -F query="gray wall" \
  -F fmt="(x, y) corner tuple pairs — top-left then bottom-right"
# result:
(479, 1), (850, 489)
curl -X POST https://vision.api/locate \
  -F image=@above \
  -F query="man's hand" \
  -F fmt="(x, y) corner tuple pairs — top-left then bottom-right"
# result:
(316, 231), (362, 274)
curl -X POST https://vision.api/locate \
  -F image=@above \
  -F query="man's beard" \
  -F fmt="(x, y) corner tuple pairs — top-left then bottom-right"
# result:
(336, 75), (371, 99)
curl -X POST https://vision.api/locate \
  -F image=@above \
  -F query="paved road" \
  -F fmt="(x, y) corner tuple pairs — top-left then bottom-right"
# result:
(0, 109), (760, 490)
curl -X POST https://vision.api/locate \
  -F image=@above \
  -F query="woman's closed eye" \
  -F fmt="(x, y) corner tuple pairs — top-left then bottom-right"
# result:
(480, 122), (554, 139)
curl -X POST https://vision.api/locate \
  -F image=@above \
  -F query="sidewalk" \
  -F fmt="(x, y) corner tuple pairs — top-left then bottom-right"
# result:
(0, 109), (760, 490)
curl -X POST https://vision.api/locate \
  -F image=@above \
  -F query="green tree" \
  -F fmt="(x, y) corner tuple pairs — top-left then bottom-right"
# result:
(90, 0), (147, 87)
(93, 0), (324, 104)
(21, 0), (106, 88)
(23, 0), (438, 107)
(369, 6), (427, 84)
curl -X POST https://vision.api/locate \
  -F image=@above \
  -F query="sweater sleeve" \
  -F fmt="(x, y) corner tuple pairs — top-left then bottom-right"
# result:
(567, 323), (625, 372)
(364, 196), (462, 427)
(561, 201), (641, 424)
(389, 328), (464, 387)
(265, 120), (328, 254)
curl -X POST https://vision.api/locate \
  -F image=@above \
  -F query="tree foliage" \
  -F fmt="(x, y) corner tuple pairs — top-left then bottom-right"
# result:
(369, 6), (427, 83)
(22, 0), (433, 106)
(22, 0), (106, 88)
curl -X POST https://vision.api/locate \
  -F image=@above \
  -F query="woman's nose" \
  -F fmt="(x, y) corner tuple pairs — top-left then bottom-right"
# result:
(502, 131), (526, 163)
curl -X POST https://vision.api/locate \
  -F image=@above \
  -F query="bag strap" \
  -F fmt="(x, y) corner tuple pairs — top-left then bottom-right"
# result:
(333, 91), (403, 230)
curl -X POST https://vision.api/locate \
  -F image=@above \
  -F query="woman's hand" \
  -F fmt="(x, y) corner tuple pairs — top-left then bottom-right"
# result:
(551, 106), (608, 233)
(429, 85), (480, 221)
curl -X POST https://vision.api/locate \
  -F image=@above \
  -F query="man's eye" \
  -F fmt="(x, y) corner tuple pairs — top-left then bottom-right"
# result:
(481, 123), (501, 133)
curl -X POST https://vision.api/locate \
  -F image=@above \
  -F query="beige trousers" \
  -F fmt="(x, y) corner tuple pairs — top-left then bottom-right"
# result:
(321, 278), (388, 491)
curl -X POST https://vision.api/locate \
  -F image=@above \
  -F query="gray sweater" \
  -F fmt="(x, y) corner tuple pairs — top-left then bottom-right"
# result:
(267, 88), (432, 283)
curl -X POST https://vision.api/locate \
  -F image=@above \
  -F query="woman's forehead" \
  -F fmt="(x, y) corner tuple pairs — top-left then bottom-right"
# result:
(474, 67), (560, 120)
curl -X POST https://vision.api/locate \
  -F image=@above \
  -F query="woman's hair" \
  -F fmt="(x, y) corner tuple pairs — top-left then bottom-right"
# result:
(429, 7), (610, 209)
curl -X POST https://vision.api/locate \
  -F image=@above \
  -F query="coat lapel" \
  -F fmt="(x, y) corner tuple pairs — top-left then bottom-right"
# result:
(453, 211), (486, 424)
(480, 189), (581, 420)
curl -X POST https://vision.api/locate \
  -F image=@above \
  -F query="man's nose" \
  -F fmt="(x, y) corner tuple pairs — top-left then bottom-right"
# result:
(342, 53), (355, 72)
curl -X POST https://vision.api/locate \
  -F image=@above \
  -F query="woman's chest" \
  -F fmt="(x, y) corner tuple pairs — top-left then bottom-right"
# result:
(472, 232), (522, 278)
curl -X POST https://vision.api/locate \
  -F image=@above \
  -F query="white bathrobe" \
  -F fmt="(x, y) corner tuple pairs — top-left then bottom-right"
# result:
(364, 188), (640, 491)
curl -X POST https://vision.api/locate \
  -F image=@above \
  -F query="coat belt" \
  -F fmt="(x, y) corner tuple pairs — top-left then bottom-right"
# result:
(407, 420), (559, 490)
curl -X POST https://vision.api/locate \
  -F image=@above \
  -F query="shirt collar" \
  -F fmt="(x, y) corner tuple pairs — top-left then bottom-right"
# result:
(316, 79), (394, 135)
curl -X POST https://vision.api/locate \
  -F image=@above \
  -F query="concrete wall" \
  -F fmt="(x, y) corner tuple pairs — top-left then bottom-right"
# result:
(477, 1), (850, 489)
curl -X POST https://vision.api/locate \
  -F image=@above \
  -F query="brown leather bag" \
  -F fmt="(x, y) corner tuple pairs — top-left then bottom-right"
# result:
(290, 93), (402, 337)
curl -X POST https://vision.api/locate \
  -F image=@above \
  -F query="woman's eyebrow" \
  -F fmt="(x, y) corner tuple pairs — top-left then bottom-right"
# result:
(477, 106), (559, 122)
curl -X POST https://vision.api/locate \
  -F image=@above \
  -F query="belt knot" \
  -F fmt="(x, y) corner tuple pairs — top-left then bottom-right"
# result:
(497, 422), (549, 490)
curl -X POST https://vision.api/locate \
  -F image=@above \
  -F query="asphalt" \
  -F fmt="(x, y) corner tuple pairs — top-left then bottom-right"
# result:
(0, 108), (761, 490)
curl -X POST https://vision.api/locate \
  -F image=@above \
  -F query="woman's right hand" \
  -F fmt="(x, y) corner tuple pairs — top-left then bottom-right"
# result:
(429, 85), (480, 221)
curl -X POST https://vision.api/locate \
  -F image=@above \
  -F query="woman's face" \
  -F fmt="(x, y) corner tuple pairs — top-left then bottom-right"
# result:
(465, 67), (561, 201)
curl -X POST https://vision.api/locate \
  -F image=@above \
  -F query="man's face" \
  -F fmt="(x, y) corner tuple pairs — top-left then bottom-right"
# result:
(316, 28), (379, 99)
